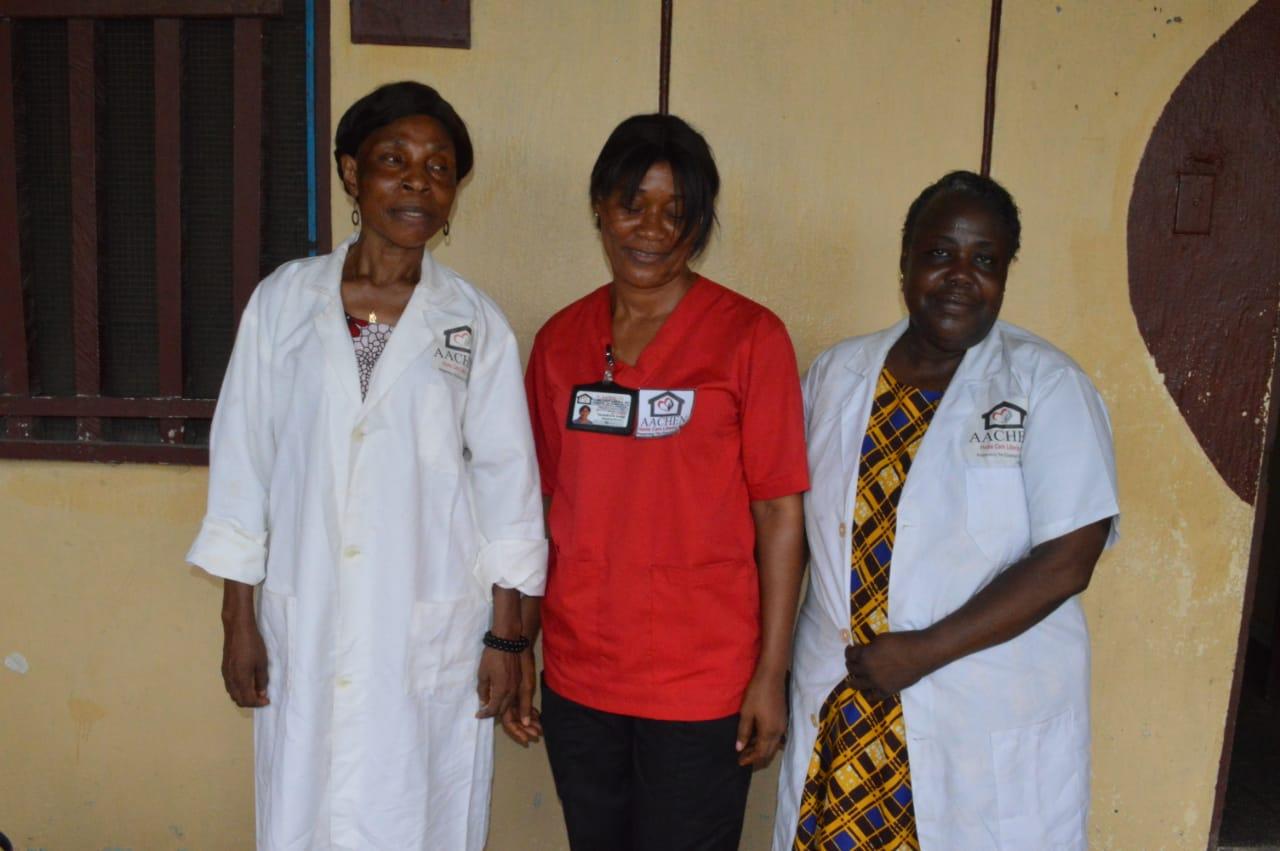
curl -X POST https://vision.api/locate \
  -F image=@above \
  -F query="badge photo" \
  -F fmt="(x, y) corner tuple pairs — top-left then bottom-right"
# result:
(566, 382), (638, 436)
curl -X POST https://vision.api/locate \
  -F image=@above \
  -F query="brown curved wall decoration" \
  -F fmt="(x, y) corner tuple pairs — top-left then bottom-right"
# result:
(1127, 0), (1280, 504)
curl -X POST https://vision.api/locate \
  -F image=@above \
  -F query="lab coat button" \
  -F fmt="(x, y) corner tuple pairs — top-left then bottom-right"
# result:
(337, 677), (351, 689)
(840, 629), (851, 643)
(343, 546), (360, 559)
(809, 713), (819, 727)
(838, 522), (847, 537)
(353, 427), (366, 442)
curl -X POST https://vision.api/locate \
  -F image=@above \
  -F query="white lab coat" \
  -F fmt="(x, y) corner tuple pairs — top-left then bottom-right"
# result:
(187, 236), (547, 851)
(773, 319), (1119, 850)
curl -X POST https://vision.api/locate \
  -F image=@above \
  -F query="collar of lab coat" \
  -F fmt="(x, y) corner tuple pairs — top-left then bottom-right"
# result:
(307, 235), (476, 418)
(834, 318), (1014, 519)
(841, 317), (1009, 385)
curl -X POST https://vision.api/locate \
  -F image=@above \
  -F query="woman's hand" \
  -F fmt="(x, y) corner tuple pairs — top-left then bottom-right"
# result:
(500, 646), (543, 746)
(845, 520), (1113, 701)
(844, 631), (938, 701)
(475, 647), (519, 719)
(735, 669), (788, 769)
(221, 580), (269, 708)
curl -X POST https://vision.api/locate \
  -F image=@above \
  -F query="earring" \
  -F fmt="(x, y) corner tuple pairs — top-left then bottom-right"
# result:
(898, 272), (904, 285)
(351, 208), (361, 227)
(442, 220), (451, 237)
(593, 211), (600, 226)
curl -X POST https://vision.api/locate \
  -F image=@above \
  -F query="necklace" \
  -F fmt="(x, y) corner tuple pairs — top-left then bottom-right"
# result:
(368, 311), (377, 324)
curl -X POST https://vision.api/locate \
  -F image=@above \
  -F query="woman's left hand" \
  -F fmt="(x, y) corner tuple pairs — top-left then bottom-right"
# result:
(476, 647), (519, 719)
(844, 630), (938, 700)
(735, 671), (788, 769)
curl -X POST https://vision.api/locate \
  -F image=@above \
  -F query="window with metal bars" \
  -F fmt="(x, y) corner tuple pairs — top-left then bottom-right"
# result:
(0, 0), (330, 463)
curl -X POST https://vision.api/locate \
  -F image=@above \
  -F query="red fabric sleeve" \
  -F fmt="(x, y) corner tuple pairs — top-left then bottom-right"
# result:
(524, 332), (561, 497)
(739, 313), (810, 501)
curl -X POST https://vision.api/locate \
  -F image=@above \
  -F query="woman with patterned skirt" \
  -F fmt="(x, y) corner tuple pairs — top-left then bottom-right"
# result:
(793, 369), (941, 849)
(773, 172), (1120, 849)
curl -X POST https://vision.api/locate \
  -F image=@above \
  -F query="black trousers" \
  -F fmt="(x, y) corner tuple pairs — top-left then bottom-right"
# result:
(541, 679), (754, 851)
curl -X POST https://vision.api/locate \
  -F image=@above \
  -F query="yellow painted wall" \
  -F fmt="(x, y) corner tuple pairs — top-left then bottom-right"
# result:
(0, 2), (1261, 848)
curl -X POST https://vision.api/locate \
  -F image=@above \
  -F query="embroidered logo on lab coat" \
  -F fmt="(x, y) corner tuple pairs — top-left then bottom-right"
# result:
(445, 326), (473, 353)
(967, 399), (1027, 465)
(635, 389), (695, 438)
(434, 325), (473, 381)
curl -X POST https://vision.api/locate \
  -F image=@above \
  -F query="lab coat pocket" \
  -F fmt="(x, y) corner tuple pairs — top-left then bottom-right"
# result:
(406, 599), (486, 699)
(964, 466), (1032, 567)
(991, 709), (1088, 849)
(257, 589), (295, 701)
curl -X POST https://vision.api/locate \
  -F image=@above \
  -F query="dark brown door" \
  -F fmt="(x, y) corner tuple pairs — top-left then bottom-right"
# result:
(1127, 1), (1280, 847)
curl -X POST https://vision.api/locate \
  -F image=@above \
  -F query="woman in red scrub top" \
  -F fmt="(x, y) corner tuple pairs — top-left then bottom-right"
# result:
(505, 114), (809, 850)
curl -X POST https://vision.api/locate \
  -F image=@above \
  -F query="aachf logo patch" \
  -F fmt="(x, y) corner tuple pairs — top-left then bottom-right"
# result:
(434, 325), (473, 381)
(635, 389), (695, 438)
(967, 398), (1027, 465)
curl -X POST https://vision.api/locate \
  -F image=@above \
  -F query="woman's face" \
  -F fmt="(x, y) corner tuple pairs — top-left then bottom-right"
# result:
(340, 114), (458, 250)
(900, 192), (1013, 356)
(595, 162), (697, 291)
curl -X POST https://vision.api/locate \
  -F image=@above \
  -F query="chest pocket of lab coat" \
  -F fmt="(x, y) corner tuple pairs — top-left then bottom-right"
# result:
(964, 466), (1031, 567)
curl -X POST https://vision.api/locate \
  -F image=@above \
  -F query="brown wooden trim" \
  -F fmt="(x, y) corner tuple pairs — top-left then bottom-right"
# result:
(1208, 338), (1280, 848)
(154, 18), (182, 395)
(348, 0), (469, 48)
(0, 396), (216, 418)
(231, 17), (263, 319)
(0, 438), (208, 464)
(0, 1), (283, 18)
(0, 21), (31, 439)
(314, 0), (331, 253)
(154, 17), (184, 444)
(0, 23), (28, 393)
(68, 19), (101, 442)
(658, 0), (672, 115)
(311, 0), (330, 252)
(980, 0), (1002, 177)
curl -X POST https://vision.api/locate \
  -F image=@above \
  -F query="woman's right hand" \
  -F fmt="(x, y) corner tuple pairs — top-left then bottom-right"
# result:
(499, 646), (542, 746)
(221, 579), (270, 707)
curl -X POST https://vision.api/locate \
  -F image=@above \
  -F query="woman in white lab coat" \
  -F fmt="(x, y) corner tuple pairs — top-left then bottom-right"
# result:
(187, 82), (547, 850)
(773, 171), (1119, 850)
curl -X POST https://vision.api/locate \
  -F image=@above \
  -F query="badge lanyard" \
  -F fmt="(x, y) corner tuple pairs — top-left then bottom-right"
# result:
(565, 344), (639, 436)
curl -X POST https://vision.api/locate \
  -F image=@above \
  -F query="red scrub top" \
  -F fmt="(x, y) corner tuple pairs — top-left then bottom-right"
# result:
(525, 277), (809, 720)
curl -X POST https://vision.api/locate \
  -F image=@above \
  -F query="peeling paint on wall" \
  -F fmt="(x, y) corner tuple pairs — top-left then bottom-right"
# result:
(4, 651), (28, 674)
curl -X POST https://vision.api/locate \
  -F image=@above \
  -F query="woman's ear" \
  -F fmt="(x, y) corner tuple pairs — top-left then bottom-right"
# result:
(339, 154), (360, 199)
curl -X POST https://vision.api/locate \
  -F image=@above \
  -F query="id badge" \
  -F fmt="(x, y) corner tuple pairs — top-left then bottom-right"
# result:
(566, 381), (638, 435)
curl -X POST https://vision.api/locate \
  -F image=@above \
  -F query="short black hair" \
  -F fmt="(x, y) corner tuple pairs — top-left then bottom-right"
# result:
(589, 114), (719, 257)
(901, 170), (1021, 261)
(334, 81), (473, 185)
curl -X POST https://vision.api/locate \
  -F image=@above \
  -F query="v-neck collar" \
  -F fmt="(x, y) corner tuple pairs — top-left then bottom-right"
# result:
(595, 275), (712, 382)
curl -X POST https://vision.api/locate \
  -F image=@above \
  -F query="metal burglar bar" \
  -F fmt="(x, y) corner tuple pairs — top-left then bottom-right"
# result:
(0, 0), (329, 463)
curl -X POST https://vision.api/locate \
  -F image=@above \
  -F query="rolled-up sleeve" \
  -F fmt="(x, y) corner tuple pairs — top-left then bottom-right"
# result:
(186, 288), (275, 584)
(464, 303), (548, 596)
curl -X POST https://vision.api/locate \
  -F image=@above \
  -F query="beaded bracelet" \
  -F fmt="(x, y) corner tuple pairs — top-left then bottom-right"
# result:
(482, 631), (530, 654)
